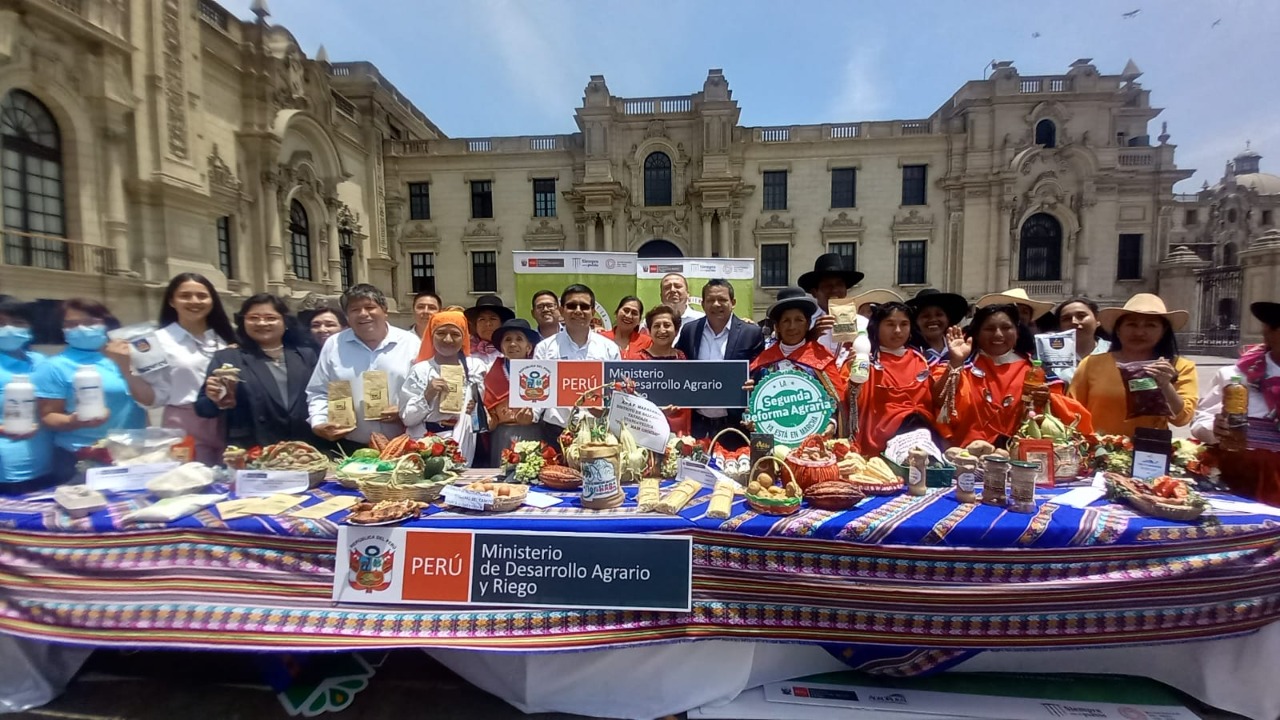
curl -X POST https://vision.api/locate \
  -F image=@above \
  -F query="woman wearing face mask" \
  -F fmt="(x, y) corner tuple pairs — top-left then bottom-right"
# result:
(128, 273), (238, 465)
(856, 302), (936, 456)
(482, 319), (545, 465)
(33, 299), (148, 483)
(745, 288), (847, 435)
(1053, 297), (1110, 386)
(304, 307), (347, 348)
(602, 296), (652, 360)
(194, 295), (321, 449)
(932, 304), (1093, 448)
(0, 298), (54, 493)
(400, 310), (485, 440)
(1070, 294), (1197, 436)
(636, 305), (691, 435)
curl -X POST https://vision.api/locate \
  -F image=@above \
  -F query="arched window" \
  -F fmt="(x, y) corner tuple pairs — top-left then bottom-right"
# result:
(1034, 119), (1056, 148)
(1018, 213), (1063, 281)
(1, 90), (66, 269)
(289, 200), (312, 281)
(643, 152), (672, 207)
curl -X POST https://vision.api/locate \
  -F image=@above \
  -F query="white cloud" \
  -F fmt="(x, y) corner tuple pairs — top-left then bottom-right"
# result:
(827, 43), (887, 121)
(473, 0), (581, 125)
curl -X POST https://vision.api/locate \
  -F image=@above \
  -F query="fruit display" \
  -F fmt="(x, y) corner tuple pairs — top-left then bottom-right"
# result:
(745, 458), (802, 515)
(1104, 472), (1208, 522)
(661, 435), (707, 479)
(825, 439), (867, 478)
(251, 441), (331, 486)
(501, 440), (557, 483)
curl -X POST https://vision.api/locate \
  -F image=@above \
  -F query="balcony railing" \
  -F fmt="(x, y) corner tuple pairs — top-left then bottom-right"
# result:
(758, 127), (791, 143)
(829, 124), (859, 139)
(1013, 280), (1067, 297)
(2, 230), (117, 275)
(44, 0), (129, 40)
(899, 121), (930, 135)
(1019, 77), (1071, 94)
(331, 91), (357, 121)
(620, 97), (694, 115)
(529, 136), (560, 150)
(197, 0), (229, 30)
(1118, 150), (1154, 167)
(467, 139), (492, 152)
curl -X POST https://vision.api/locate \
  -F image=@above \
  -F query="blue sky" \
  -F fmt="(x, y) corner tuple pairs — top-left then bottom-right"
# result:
(225, 0), (1279, 191)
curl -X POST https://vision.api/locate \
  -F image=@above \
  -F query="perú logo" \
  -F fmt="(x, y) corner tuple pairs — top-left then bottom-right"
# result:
(518, 366), (551, 402)
(348, 536), (397, 593)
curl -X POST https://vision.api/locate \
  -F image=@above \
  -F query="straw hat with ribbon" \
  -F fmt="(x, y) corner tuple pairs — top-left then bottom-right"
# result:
(1098, 293), (1189, 333)
(974, 288), (1055, 317)
(850, 288), (905, 309)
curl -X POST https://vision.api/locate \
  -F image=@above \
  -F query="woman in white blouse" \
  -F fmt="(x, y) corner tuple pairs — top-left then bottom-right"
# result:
(400, 310), (484, 440)
(124, 274), (237, 464)
(1192, 301), (1280, 505)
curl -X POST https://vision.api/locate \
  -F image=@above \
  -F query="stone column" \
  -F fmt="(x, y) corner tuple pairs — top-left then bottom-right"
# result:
(261, 171), (287, 293)
(325, 196), (342, 291)
(701, 210), (713, 258)
(602, 212), (614, 252)
(103, 125), (134, 276)
(716, 211), (729, 257)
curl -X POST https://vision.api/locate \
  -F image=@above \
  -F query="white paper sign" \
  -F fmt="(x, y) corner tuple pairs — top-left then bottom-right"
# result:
(607, 392), (671, 453)
(442, 485), (493, 511)
(1045, 486), (1106, 509)
(108, 325), (169, 375)
(86, 462), (181, 492)
(1208, 498), (1280, 518)
(883, 429), (944, 465)
(676, 458), (728, 488)
(234, 470), (310, 498)
(522, 491), (563, 508)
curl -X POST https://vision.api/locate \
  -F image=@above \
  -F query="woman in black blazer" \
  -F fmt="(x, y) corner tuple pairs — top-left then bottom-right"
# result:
(195, 294), (324, 450)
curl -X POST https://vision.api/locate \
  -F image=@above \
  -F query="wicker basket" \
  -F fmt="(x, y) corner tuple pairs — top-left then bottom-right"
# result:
(846, 476), (904, 496)
(1121, 490), (1206, 522)
(745, 457), (801, 516)
(708, 427), (751, 485)
(784, 436), (840, 490)
(357, 456), (447, 502)
(455, 483), (528, 512)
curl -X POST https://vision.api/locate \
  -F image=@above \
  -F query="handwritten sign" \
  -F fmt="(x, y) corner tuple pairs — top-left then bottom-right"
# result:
(607, 392), (670, 452)
(884, 429), (944, 465)
(441, 485), (493, 511)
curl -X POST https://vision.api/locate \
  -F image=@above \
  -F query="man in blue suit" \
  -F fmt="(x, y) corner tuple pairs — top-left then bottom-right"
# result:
(675, 279), (764, 442)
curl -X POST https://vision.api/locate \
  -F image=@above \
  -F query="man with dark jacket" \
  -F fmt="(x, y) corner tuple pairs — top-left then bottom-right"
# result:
(675, 279), (764, 441)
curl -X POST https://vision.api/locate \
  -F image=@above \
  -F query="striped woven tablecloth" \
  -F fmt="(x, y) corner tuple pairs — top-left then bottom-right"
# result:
(2, 480), (1279, 677)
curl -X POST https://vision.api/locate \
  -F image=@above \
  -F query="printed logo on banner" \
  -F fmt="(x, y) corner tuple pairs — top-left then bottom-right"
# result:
(347, 534), (398, 593)
(524, 258), (564, 268)
(576, 258), (600, 270)
(605, 258), (617, 269)
(557, 361), (605, 407)
(517, 362), (554, 402)
(748, 370), (836, 445)
(401, 531), (473, 603)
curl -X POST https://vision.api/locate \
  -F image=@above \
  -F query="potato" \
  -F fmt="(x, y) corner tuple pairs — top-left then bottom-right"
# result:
(754, 472), (773, 485)
(747, 481), (763, 495)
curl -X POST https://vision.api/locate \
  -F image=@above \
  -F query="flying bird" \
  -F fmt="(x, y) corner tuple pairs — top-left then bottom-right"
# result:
(1122, 9), (1141, 18)
(1031, 32), (1041, 38)
(1211, 18), (1222, 27)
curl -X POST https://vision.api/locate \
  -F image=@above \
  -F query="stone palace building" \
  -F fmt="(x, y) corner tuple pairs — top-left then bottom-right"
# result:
(2, 0), (1274, 341)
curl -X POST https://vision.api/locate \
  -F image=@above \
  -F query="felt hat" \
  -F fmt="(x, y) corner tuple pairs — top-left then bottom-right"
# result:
(850, 288), (904, 309)
(906, 288), (969, 326)
(1098, 293), (1189, 333)
(974, 288), (1055, 317)
(1251, 302), (1280, 329)
(797, 253), (864, 292)
(464, 294), (515, 326)
(490, 318), (541, 348)
(766, 286), (821, 324)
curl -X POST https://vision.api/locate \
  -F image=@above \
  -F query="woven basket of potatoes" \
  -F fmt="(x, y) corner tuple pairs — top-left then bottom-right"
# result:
(745, 458), (802, 516)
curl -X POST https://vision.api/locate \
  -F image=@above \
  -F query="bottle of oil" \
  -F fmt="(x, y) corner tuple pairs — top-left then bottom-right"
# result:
(1219, 374), (1249, 453)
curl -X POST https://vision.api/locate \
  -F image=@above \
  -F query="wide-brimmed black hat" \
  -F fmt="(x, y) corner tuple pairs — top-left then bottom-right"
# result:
(1251, 302), (1280, 329)
(465, 294), (515, 326)
(766, 286), (821, 324)
(490, 318), (541, 348)
(906, 288), (969, 326)
(797, 253), (864, 292)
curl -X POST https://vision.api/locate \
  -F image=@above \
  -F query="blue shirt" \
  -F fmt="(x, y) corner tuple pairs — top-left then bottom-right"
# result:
(0, 351), (52, 482)
(33, 348), (147, 452)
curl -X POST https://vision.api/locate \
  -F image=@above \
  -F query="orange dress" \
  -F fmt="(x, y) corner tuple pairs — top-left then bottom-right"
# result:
(933, 354), (1094, 448)
(602, 328), (652, 360)
(856, 349), (935, 457)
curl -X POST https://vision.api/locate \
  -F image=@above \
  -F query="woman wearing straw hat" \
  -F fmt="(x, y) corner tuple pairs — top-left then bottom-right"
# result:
(1069, 294), (1198, 436)
(974, 289), (1055, 328)
(1192, 302), (1280, 505)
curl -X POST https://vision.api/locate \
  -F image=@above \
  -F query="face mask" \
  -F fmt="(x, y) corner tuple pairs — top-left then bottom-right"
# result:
(65, 324), (108, 351)
(0, 326), (32, 352)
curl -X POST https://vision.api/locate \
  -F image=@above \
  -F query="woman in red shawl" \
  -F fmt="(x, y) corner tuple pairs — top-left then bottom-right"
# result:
(932, 303), (1092, 448)
(481, 319), (544, 466)
(856, 301), (937, 456)
(746, 287), (848, 436)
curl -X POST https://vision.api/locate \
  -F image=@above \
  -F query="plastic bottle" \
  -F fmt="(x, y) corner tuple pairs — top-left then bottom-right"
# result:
(848, 329), (871, 385)
(2, 374), (37, 435)
(1021, 360), (1047, 412)
(1223, 374), (1249, 427)
(72, 365), (107, 421)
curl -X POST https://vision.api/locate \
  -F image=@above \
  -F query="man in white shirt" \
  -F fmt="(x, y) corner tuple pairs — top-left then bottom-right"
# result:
(659, 273), (704, 340)
(676, 279), (764, 441)
(307, 284), (420, 447)
(798, 252), (867, 359)
(531, 289), (562, 340)
(532, 284), (620, 431)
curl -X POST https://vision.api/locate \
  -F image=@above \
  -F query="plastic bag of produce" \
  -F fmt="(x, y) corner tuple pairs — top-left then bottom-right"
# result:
(1117, 360), (1172, 419)
(1035, 330), (1076, 381)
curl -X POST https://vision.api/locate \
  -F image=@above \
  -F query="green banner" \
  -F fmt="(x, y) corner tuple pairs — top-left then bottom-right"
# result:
(635, 258), (755, 320)
(512, 252), (638, 331)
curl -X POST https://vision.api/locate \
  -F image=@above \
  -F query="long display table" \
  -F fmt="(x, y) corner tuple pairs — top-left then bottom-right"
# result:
(1, 479), (1278, 718)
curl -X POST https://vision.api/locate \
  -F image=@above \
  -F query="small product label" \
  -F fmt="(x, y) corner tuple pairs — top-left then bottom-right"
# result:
(1128, 377), (1158, 392)
(956, 472), (976, 493)
(907, 467), (925, 488)
(582, 458), (620, 502)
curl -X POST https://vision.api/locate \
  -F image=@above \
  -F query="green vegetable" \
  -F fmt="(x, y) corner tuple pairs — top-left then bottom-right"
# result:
(353, 449), (380, 460)
(422, 456), (449, 476)
(428, 473), (445, 483)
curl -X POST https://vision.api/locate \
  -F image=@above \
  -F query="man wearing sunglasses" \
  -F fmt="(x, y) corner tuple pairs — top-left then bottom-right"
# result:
(532, 284), (620, 432)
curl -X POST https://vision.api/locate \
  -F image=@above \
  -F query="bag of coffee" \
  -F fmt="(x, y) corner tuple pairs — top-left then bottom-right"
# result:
(361, 370), (390, 421)
(327, 380), (357, 428)
(438, 364), (465, 414)
(828, 296), (861, 345)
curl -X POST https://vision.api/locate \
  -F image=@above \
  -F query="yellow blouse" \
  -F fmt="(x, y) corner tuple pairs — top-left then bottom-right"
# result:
(1069, 353), (1198, 436)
